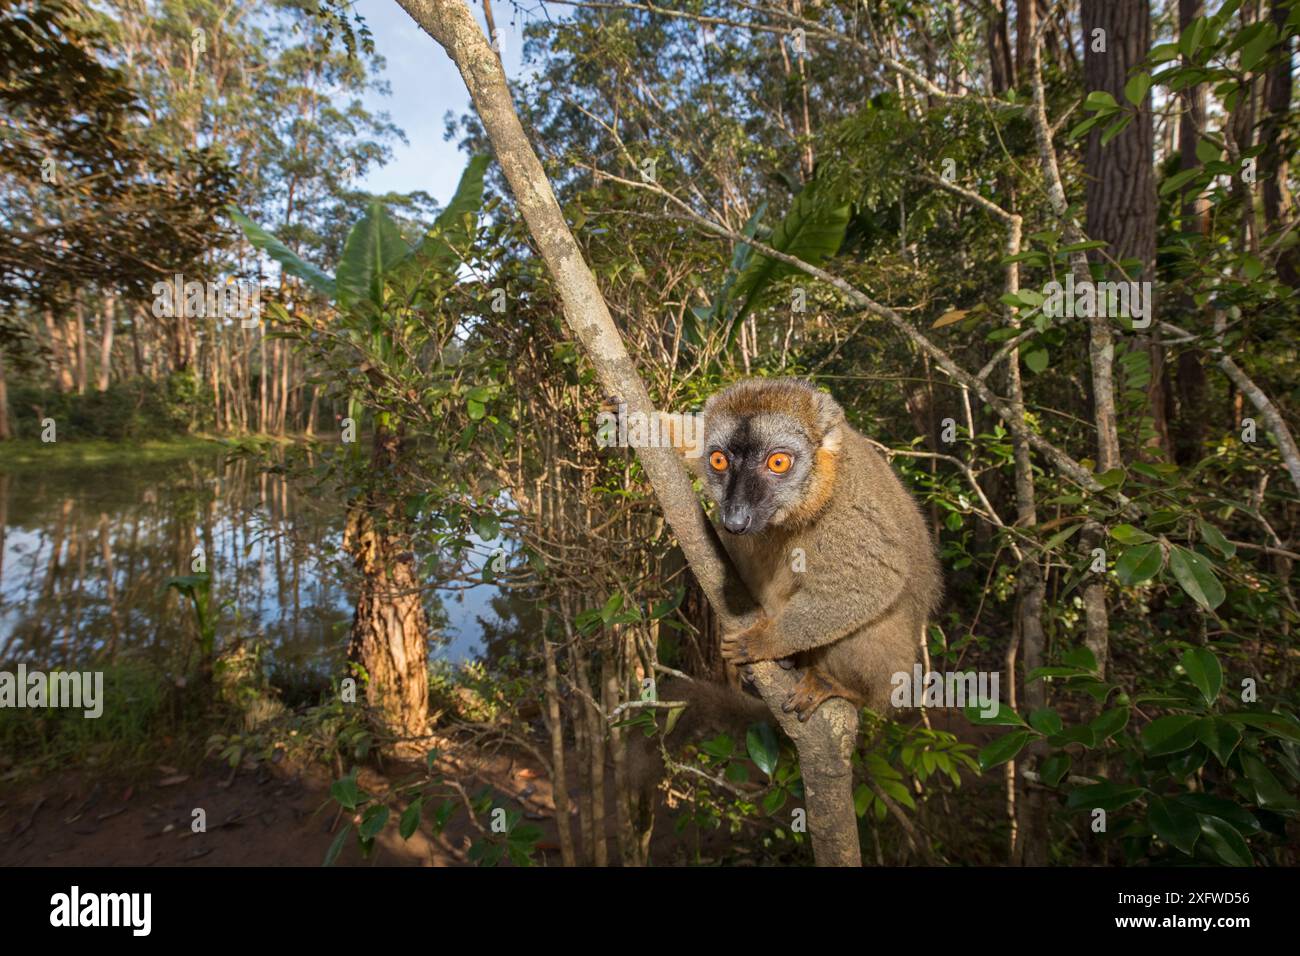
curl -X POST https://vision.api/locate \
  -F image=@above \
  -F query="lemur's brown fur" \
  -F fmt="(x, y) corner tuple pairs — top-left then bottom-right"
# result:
(628, 379), (941, 804)
(700, 378), (942, 719)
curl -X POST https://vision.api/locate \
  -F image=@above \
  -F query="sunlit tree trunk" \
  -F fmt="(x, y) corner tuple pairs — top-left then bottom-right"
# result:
(344, 424), (432, 742)
(97, 293), (115, 392)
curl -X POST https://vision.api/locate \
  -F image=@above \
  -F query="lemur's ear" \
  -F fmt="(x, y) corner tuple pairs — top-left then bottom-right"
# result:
(810, 388), (845, 445)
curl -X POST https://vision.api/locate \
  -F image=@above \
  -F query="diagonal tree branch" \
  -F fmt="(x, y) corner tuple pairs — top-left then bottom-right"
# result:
(395, 0), (862, 866)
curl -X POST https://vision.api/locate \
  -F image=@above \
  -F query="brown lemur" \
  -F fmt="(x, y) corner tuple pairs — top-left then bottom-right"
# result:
(694, 377), (942, 721)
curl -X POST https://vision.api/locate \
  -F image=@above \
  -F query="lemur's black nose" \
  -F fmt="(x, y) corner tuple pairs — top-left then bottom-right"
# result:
(722, 504), (753, 534)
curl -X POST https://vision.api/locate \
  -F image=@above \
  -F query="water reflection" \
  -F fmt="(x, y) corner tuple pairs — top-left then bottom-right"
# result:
(0, 454), (354, 687)
(0, 448), (507, 693)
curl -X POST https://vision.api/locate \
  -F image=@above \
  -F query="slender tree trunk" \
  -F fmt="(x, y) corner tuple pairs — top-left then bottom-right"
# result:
(44, 308), (73, 393)
(988, 0), (1015, 91)
(73, 296), (88, 395)
(0, 349), (11, 440)
(1172, 0), (1210, 466)
(130, 303), (145, 379)
(258, 326), (267, 433)
(1262, 0), (1295, 282)
(1001, 208), (1050, 865)
(398, 0), (863, 866)
(541, 622), (577, 866)
(97, 293), (115, 392)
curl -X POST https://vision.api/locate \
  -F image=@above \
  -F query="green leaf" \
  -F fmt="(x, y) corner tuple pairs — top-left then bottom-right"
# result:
(1065, 781), (1143, 812)
(399, 798), (424, 840)
(1174, 794), (1259, 833)
(1196, 717), (1241, 766)
(978, 730), (1032, 771)
(227, 206), (337, 299)
(725, 761), (749, 784)
(1168, 546), (1225, 611)
(1197, 519), (1236, 558)
(1124, 71), (1151, 105)
(1091, 706), (1130, 741)
(963, 702), (1026, 726)
(472, 512), (499, 541)
(1239, 23), (1278, 72)
(1116, 543), (1163, 585)
(1197, 815), (1252, 866)
(1021, 344), (1048, 374)
(729, 182), (850, 326)
(1220, 712), (1300, 743)
(1028, 708), (1063, 736)
(1181, 647), (1222, 704)
(664, 705), (685, 736)
(699, 734), (734, 759)
(1179, 16), (1207, 60)
(762, 788), (787, 815)
(323, 822), (352, 867)
(1048, 725), (1098, 749)
(1062, 646), (1099, 672)
(1040, 753), (1071, 788)
(746, 722), (780, 778)
(1110, 524), (1155, 545)
(696, 200), (764, 338)
(1239, 753), (1300, 810)
(853, 783), (872, 818)
(336, 201), (413, 310)
(1083, 90), (1119, 112)
(1100, 113), (1134, 147)
(408, 155), (491, 276)
(1160, 167), (1206, 197)
(330, 773), (361, 810)
(359, 804), (390, 841)
(1042, 523), (1084, 552)
(1195, 138), (1221, 165)
(1141, 715), (1200, 756)
(1148, 795), (1200, 855)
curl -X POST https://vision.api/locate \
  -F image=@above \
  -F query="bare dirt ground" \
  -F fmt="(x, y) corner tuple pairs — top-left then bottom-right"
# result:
(0, 741), (568, 867)
(1, 708), (1001, 867)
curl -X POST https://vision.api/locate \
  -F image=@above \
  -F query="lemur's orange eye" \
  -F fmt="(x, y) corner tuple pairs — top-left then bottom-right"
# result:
(709, 451), (729, 472)
(767, 452), (792, 474)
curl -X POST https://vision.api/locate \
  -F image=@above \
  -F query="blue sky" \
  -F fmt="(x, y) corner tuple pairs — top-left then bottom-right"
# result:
(352, 0), (533, 203)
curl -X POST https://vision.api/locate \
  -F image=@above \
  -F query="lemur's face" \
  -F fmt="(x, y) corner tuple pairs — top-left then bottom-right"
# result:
(701, 411), (817, 535)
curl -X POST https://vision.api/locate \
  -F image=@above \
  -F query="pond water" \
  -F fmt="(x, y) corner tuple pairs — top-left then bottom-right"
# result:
(0, 450), (496, 687)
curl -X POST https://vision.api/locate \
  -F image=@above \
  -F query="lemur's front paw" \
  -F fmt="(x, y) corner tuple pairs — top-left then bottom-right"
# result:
(720, 616), (780, 664)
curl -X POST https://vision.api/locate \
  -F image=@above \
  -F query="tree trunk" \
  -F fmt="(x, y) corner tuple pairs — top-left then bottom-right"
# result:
(1083, 0), (1157, 460)
(97, 293), (116, 392)
(73, 296), (89, 395)
(0, 349), (11, 440)
(541, 623), (577, 866)
(399, 0), (862, 866)
(344, 424), (431, 742)
(1172, 0), (1210, 466)
(1261, 0), (1295, 282)
(1081, 0), (1155, 676)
